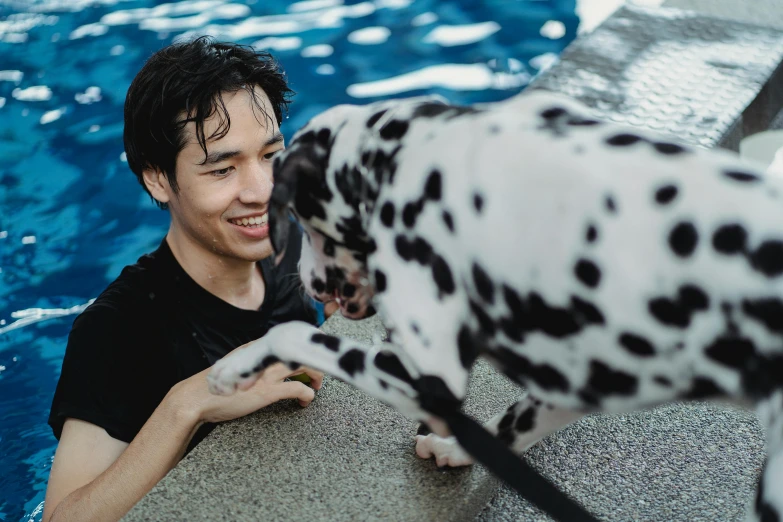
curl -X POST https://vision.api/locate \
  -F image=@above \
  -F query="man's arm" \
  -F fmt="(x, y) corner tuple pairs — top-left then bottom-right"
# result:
(43, 362), (323, 522)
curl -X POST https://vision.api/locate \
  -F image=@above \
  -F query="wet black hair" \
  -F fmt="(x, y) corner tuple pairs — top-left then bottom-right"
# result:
(123, 36), (295, 209)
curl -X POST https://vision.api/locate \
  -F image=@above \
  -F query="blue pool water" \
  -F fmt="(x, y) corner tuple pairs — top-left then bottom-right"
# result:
(0, 1), (579, 519)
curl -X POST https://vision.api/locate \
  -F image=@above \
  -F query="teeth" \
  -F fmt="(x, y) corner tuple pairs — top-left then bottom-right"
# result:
(231, 214), (268, 227)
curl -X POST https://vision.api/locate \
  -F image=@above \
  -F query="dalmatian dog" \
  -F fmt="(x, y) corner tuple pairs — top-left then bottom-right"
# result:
(208, 90), (783, 520)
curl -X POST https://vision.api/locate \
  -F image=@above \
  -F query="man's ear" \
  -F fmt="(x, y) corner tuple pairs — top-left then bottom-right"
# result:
(142, 168), (172, 205)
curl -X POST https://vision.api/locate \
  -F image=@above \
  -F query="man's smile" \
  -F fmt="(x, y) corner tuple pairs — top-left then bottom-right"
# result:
(228, 213), (270, 238)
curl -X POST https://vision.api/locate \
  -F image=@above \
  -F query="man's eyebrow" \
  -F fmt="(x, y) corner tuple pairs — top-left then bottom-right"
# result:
(202, 149), (241, 166)
(200, 132), (284, 165)
(265, 131), (284, 147)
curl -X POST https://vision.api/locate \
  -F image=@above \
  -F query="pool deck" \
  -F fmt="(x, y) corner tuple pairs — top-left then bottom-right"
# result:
(125, 1), (783, 521)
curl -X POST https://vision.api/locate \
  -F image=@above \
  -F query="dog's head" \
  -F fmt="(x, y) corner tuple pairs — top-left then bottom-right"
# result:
(270, 97), (451, 319)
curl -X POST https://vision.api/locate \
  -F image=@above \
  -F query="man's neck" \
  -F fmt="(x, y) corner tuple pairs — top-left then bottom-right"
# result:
(165, 228), (266, 311)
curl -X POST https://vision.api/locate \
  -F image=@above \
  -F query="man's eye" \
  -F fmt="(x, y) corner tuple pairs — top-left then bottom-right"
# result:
(264, 149), (282, 160)
(210, 166), (234, 176)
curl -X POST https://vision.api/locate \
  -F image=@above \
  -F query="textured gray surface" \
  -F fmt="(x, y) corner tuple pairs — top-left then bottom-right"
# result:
(124, 313), (523, 522)
(666, 0), (783, 28)
(477, 403), (764, 522)
(529, 5), (783, 150)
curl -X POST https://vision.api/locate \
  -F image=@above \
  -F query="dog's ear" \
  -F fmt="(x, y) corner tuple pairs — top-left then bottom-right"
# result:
(269, 149), (322, 260)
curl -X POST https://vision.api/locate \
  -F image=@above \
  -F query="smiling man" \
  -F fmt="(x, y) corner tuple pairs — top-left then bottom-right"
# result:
(43, 37), (324, 522)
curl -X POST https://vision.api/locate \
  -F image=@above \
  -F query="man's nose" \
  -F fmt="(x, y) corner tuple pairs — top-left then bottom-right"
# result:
(238, 161), (273, 204)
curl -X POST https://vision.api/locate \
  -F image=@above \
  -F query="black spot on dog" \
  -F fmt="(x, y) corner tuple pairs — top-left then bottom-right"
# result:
(494, 347), (571, 392)
(346, 303), (358, 314)
(499, 317), (525, 342)
(567, 117), (601, 127)
(316, 128), (331, 148)
(432, 255), (455, 295)
(262, 355), (281, 368)
(457, 326), (480, 369)
(379, 120), (409, 140)
(473, 193), (484, 213)
(380, 202), (395, 227)
(570, 296), (606, 325)
(654, 375), (673, 387)
(498, 411), (515, 431)
(412, 104), (451, 118)
(679, 285), (709, 311)
(586, 360), (638, 396)
(338, 349), (366, 377)
(472, 263), (495, 303)
(655, 185), (678, 205)
(413, 237), (434, 264)
(654, 142), (686, 155)
(669, 222), (698, 257)
(712, 224), (747, 254)
(311, 333), (341, 352)
(374, 351), (415, 386)
(366, 110), (388, 128)
(750, 241), (783, 277)
(323, 238), (336, 257)
(619, 332), (656, 356)
(442, 210), (455, 232)
(725, 170), (760, 183)
(342, 283), (357, 298)
(374, 270), (387, 292)
(649, 297), (690, 328)
(425, 170), (442, 201)
(395, 236), (414, 261)
(743, 298), (783, 333)
(470, 300), (496, 336)
(515, 407), (537, 432)
(325, 266), (346, 295)
(586, 224), (598, 243)
(705, 337), (756, 368)
(574, 259), (601, 288)
(541, 107), (567, 119)
(685, 377), (724, 399)
(605, 195), (617, 213)
(607, 133), (643, 146)
(402, 201), (422, 228)
(312, 277), (326, 294)
(529, 292), (581, 338)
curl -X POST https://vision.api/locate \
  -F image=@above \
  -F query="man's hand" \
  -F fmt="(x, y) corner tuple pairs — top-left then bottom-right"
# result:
(172, 350), (324, 425)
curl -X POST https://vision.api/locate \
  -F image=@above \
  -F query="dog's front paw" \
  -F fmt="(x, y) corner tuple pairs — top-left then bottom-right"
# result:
(414, 434), (474, 467)
(207, 344), (267, 396)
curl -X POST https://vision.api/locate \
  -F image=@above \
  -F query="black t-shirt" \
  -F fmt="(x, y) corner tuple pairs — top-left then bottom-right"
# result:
(48, 221), (315, 450)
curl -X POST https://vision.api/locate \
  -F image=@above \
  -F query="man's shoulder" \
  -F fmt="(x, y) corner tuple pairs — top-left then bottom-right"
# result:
(78, 246), (166, 324)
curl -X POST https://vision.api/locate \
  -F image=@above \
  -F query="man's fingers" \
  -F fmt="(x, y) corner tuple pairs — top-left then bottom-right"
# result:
(276, 381), (316, 407)
(295, 367), (324, 390)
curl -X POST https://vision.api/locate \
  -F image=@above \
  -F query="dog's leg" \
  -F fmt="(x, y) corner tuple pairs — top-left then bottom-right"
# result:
(752, 390), (783, 521)
(415, 391), (584, 467)
(207, 321), (431, 422)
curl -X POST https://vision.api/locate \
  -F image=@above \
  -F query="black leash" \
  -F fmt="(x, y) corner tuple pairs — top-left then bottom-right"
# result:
(439, 408), (599, 522)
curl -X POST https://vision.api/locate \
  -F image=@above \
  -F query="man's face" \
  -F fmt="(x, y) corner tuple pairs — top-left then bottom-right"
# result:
(166, 87), (284, 263)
